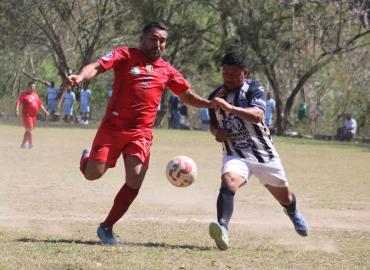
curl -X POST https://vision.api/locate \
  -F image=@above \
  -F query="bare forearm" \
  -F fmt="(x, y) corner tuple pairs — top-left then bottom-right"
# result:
(78, 62), (102, 81)
(227, 106), (263, 123)
(65, 62), (103, 88)
(179, 90), (211, 108)
(40, 105), (49, 115)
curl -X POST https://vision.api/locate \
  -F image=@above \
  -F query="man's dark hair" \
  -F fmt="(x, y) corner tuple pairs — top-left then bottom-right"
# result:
(221, 51), (248, 69)
(28, 81), (35, 86)
(142, 21), (168, 35)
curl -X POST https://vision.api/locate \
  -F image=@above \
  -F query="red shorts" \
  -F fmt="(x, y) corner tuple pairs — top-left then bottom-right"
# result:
(22, 116), (37, 129)
(89, 125), (153, 168)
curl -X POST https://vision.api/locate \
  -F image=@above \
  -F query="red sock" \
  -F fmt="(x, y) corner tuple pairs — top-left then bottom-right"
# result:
(101, 183), (139, 227)
(80, 156), (89, 175)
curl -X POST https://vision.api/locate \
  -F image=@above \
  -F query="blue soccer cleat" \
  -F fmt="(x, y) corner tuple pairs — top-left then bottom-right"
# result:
(284, 209), (309, 237)
(209, 222), (229, 250)
(97, 225), (118, 245)
(81, 149), (90, 160)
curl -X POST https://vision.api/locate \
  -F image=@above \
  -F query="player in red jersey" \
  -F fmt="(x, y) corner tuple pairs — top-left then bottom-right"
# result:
(15, 81), (49, 149)
(64, 22), (212, 245)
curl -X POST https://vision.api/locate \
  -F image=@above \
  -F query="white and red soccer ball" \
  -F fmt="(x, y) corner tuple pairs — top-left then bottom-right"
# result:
(166, 156), (197, 187)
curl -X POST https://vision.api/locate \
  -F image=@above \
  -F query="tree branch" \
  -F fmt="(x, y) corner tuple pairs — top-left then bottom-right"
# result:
(21, 69), (50, 86)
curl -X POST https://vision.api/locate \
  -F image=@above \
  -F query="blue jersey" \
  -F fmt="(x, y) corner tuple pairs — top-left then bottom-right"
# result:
(47, 87), (59, 101)
(63, 91), (76, 107)
(208, 80), (279, 163)
(264, 98), (276, 126)
(80, 89), (91, 106)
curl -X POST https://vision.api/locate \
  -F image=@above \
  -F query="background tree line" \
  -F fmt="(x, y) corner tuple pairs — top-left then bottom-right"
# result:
(0, 0), (369, 137)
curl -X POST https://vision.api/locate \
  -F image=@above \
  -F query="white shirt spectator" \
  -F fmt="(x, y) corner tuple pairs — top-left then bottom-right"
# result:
(344, 118), (357, 136)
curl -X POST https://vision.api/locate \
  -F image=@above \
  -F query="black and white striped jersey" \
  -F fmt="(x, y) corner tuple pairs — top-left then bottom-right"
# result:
(208, 80), (279, 163)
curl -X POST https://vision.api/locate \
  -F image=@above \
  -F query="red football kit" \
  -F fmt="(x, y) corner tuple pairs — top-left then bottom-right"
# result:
(16, 90), (42, 129)
(90, 47), (190, 167)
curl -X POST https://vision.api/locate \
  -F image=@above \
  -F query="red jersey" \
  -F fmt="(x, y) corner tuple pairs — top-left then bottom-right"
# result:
(98, 47), (190, 130)
(16, 90), (42, 117)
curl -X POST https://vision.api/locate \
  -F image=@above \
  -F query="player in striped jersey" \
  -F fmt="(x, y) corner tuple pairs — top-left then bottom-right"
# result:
(208, 52), (308, 250)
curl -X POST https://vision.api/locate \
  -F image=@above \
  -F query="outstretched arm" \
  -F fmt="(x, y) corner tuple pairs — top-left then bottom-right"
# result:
(178, 89), (211, 108)
(64, 62), (104, 88)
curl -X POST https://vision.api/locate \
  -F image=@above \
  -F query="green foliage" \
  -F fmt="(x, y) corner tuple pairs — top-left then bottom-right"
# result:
(41, 58), (60, 84)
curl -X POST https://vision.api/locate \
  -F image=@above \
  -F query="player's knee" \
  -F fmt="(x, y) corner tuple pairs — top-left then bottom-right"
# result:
(82, 161), (107, 180)
(125, 175), (144, 189)
(83, 171), (103, 181)
(221, 173), (242, 192)
(83, 167), (105, 181)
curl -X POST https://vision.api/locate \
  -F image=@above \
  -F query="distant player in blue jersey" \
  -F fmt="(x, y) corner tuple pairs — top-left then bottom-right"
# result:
(46, 81), (60, 118)
(79, 83), (92, 124)
(208, 51), (308, 250)
(264, 91), (276, 128)
(62, 88), (76, 123)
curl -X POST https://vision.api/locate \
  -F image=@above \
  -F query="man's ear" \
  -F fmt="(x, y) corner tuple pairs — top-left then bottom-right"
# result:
(244, 69), (249, 78)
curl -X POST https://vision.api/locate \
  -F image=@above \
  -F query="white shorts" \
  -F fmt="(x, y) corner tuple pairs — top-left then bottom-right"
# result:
(222, 155), (289, 187)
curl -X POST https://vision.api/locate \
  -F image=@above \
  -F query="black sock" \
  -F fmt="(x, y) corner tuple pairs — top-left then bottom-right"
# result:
(281, 192), (296, 214)
(216, 186), (235, 229)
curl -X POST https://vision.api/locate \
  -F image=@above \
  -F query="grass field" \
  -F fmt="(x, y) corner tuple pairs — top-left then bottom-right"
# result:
(0, 123), (369, 270)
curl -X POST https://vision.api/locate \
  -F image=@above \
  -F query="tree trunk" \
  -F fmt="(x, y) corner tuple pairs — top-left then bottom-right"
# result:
(284, 56), (334, 119)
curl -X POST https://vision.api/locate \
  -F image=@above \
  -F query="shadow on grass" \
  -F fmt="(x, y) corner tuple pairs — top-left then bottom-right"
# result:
(125, 241), (212, 251)
(16, 238), (212, 250)
(17, 238), (100, 245)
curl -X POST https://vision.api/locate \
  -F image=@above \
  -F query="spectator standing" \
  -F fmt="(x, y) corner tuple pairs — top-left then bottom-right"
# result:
(79, 83), (92, 124)
(169, 95), (181, 129)
(199, 107), (210, 131)
(298, 102), (308, 121)
(179, 102), (190, 129)
(15, 81), (49, 149)
(62, 88), (76, 123)
(45, 81), (60, 119)
(264, 91), (275, 129)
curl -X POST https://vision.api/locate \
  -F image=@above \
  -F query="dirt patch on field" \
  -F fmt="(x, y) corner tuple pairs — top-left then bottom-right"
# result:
(1, 126), (369, 246)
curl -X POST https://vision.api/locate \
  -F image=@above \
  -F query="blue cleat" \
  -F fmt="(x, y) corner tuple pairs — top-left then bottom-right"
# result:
(97, 225), (118, 245)
(284, 209), (309, 237)
(81, 149), (90, 160)
(209, 222), (229, 250)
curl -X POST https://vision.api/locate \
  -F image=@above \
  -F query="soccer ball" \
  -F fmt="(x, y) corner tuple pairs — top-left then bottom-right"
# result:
(165, 156), (197, 187)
